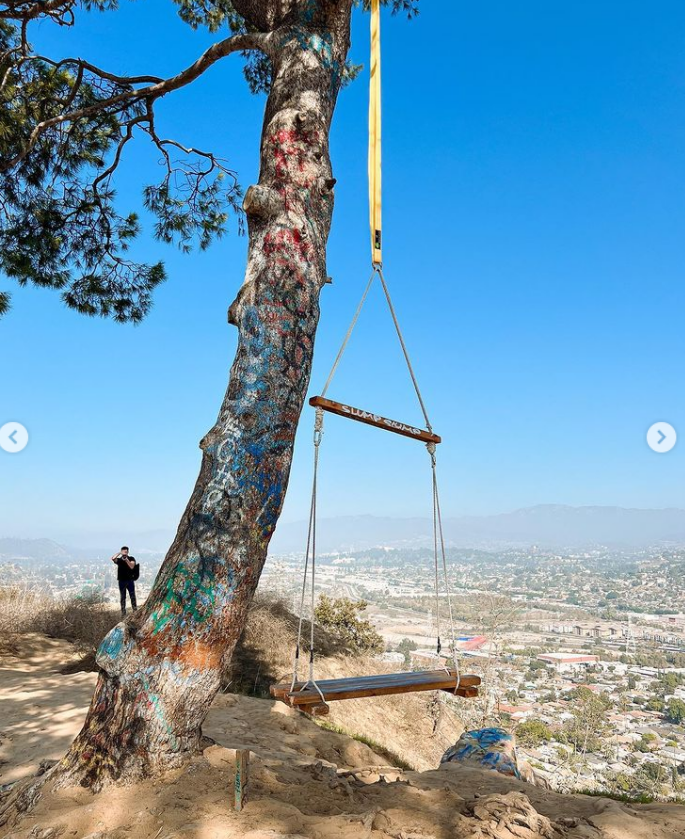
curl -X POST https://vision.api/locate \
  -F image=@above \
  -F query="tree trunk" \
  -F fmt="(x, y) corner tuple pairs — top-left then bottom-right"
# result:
(54, 1), (353, 791)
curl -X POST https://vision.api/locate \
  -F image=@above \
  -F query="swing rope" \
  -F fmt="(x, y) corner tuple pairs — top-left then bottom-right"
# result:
(320, 265), (432, 433)
(376, 267), (433, 433)
(320, 268), (376, 399)
(429, 442), (461, 692)
(289, 0), (461, 709)
(290, 407), (327, 707)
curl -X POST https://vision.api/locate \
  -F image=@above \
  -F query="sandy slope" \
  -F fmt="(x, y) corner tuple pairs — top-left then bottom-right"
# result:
(2, 637), (685, 839)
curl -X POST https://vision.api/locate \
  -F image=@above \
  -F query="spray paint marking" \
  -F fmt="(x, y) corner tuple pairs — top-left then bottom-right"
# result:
(150, 560), (235, 635)
(286, 23), (343, 96)
(137, 671), (179, 750)
(97, 624), (125, 668)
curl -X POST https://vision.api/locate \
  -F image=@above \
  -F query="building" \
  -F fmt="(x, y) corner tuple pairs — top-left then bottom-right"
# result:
(381, 651), (405, 665)
(456, 634), (488, 651)
(537, 653), (599, 673)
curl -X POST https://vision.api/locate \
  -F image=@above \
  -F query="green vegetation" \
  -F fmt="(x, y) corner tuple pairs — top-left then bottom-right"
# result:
(665, 699), (685, 725)
(314, 595), (385, 656)
(633, 733), (657, 753)
(515, 718), (553, 748)
(578, 788), (656, 805)
(395, 637), (418, 666)
(315, 719), (415, 771)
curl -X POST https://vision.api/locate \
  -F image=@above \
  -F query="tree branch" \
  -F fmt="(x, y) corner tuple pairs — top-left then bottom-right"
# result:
(0, 0), (76, 23)
(1, 30), (273, 174)
(41, 55), (165, 86)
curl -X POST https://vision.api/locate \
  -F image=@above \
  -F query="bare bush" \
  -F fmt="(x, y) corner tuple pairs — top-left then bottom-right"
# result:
(222, 594), (344, 696)
(0, 585), (119, 668)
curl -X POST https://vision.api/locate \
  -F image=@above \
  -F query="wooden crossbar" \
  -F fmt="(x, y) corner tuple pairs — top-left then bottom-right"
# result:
(270, 669), (480, 708)
(309, 396), (441, 445)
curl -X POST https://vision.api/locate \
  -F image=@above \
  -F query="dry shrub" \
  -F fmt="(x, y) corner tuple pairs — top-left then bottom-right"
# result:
(223, 594), (344, 697)
(0, 585), (44, 629)
(0, 585), (119, 668)
(0, 587), (336, 683)
(314, 594), (385, 655)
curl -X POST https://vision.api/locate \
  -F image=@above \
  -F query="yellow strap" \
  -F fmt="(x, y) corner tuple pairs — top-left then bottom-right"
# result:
(368, 0), (382, 265)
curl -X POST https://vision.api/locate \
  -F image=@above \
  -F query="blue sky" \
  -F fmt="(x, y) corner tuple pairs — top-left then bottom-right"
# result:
(1, 0), (684, 542)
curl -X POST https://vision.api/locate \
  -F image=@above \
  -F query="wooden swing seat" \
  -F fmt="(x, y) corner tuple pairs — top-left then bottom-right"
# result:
(270, 669), (480, 715)
(310, 396), (441, 446)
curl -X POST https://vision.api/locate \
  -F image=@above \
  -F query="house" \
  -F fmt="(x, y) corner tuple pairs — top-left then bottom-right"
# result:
(538, 653), (599, 673)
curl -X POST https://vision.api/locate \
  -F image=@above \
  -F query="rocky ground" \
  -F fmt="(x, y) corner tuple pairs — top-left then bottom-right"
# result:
(2, 635), (685, 839)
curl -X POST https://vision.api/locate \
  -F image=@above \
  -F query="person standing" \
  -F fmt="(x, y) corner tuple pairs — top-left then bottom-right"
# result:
(111, 546), (137, 616)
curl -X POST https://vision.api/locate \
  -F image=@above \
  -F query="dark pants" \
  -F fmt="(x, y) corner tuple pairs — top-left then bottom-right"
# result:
(118, 579), (137, 615)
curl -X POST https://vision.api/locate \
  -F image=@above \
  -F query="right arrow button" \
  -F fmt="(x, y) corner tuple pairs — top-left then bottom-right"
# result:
(647, 422), (677, 454)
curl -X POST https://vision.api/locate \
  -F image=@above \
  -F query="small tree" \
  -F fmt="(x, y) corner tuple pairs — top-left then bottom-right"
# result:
(665, 698), (685, 725)
(563, 687), (610, 754)
(647, 696), (665, 714)
(314, 595), (385, 656)
(515, 718), (552, 748)
(505, 689), (519, 704)
(661, 672), (684, 691)
(634, 733), (658, 753)
(396, 637), (418, 666)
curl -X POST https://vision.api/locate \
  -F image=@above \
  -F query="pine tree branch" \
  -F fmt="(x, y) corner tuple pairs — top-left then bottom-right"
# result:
(0, 21), (268, 317)
(0, 0), (77, 23)
(2, 29), (273, 173)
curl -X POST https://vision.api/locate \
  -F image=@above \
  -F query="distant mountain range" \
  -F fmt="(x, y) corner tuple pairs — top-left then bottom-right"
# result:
(0, 537), (78, 562)
(3, 506), (684, 562)
(0, 536), (163, 564)
(269, 505), (685, 553)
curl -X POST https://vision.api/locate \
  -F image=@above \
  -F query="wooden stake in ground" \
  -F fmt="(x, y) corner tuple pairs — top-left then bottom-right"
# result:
(233, 749), (250, 812)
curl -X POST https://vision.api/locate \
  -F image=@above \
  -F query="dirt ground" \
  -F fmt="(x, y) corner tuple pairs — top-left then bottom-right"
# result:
(2, 635), (685, 839)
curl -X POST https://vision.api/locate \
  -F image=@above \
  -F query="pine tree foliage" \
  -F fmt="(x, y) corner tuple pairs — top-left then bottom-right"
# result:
(0, 0), (418, 319)
(314, 594), (385, 656)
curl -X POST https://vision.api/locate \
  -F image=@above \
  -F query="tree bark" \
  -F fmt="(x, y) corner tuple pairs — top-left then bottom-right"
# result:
(54, 0), (353, 791)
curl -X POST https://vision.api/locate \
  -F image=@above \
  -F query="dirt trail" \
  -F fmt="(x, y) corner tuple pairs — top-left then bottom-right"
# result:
(0, 635), (97, 785)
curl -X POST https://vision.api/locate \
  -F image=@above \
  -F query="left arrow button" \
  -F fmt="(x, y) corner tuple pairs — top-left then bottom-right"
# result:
(0, 422), (29, 453)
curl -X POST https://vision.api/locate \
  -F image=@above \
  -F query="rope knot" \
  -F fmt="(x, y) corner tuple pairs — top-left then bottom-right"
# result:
(313, 407), (324, 446)
(426, 441), (437, 465)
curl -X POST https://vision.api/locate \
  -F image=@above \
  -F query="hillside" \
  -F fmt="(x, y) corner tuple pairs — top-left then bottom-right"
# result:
(3, 634), (685, 838)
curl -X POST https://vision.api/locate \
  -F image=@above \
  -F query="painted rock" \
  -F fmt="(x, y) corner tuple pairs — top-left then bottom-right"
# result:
(440, 727), (540, 786)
